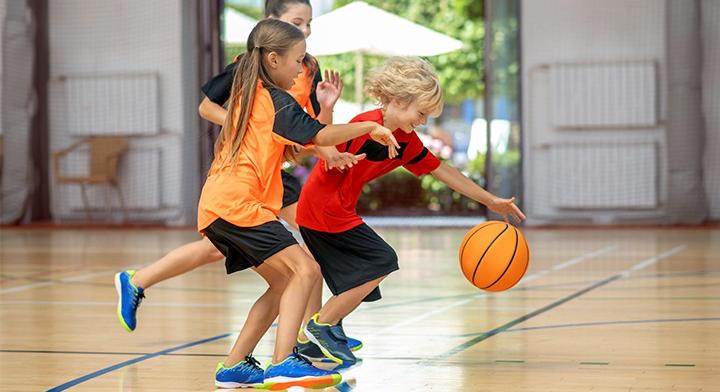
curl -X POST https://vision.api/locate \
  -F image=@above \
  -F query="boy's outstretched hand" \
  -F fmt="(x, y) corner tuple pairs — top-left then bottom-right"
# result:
(488, 197), (526, 224)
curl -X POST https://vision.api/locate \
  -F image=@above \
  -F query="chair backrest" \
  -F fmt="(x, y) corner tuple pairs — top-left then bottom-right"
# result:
(88, 137), (129, 181)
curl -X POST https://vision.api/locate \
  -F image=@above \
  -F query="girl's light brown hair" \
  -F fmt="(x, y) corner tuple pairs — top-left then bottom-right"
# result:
(364, 57), (444, 117)
(264, 0), (318, 79)
(216, 19), (305, 167)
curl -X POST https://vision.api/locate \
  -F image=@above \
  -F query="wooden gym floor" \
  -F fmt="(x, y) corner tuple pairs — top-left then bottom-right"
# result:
(1, 226), (718, 391)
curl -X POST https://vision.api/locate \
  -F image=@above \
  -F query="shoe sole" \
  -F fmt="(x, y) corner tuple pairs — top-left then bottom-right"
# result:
(349, 343), (363, 352)
(114, 273), (133, 332)
(303, 326), (344, 365)
(264, 374), (341, 390)
(215, 380), (266, 389)
(335, 357), (363, 373)
(297, 353), (331, 363)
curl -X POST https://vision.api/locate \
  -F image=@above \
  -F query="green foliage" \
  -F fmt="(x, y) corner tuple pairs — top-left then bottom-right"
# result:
(222, 3), (261, 64)
(224, 43), (245, 65)
(354, 150), (520, 216)
(489, 149), (521, 197)
(225, 3), (263, 20)
(319, 0), (486, 104)
(356, 162), (486, 216)
(222, 0), (519, 106)
(356, 168), (424, 213)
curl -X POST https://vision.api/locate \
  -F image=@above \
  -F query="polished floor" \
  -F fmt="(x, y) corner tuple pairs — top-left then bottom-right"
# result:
(1, 226), (719, 391)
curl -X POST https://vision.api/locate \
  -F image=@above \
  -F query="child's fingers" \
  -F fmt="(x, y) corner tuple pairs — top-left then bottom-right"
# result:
(387, 133), (400, 149)
(355, 153), (366, 161)
(387, 144), (397, 159)
(506, 198), (526, 221)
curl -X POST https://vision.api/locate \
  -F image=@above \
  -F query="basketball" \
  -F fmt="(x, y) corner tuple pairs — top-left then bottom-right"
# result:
(459, 221), (530, 291)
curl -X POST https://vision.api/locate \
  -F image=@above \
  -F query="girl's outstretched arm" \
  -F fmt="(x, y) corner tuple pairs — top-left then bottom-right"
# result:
(313, 122), (400, 158)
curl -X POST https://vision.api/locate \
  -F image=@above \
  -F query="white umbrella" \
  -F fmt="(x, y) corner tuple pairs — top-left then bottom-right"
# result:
(307, 1), (463, 105)
(223, 8), (258, 45)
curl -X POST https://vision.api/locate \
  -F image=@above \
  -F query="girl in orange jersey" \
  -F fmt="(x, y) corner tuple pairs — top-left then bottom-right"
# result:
(197, 1), (364, 355)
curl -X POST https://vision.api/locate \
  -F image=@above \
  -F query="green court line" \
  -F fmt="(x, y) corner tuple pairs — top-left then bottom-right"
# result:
(664, 363), (695, 367)
(580, 361), (609, 365)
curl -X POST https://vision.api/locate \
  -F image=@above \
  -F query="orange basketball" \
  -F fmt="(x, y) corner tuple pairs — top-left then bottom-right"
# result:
(459, 221), (530, 291)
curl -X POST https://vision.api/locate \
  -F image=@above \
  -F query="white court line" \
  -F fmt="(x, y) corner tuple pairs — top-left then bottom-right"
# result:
(620, 244), (687, 277)
(368, 244), (619, 337)
(0, 265), (141, 295)
(551, 245), (619, 271)
(0, 282), (54, 295)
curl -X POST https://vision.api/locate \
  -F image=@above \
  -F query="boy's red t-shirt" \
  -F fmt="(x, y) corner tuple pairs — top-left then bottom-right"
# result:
(297, 109), (441, 233)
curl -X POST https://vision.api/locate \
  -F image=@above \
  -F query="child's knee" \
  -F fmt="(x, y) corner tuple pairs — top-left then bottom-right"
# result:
(297, 259), (321, 280)
(267, 274), (290, 292)
(201, 239), (224, 264)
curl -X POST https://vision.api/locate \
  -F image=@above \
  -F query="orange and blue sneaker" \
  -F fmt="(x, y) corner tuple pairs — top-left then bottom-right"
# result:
(214, 355), (266, 389)
(263, 348), (341, 390)
(114, 270), (144, 332)
(304, 314), (357, 366)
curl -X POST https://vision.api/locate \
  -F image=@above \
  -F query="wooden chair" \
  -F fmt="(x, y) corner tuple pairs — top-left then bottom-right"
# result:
(53, 136), (129, 220)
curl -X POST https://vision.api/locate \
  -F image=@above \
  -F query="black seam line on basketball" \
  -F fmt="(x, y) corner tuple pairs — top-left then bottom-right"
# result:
(430, 274), (622, 361)
(482, 225), (519, 290)
(459, 221), (503, 268)
(471, 223), (509, 285)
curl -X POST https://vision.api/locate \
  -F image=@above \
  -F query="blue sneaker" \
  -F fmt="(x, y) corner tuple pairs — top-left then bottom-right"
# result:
(335, 356), (363, 372)
(347, 335), (363, 352)
(336, 320), (363, 352)
(304, 314), (357, 365)
(263, 349), (341, 390)
(331, 324), (363, 352)
(215, 355), (266, 389)
(114, 270), (144, 332)
(296, 339), (328, 362)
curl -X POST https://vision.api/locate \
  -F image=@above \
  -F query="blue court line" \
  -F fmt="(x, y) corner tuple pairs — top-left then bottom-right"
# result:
(430, 274), (622, 360)
(454, 317), (720, 337)
(1, 348), (227, 357)
(45, 332), (232, 391)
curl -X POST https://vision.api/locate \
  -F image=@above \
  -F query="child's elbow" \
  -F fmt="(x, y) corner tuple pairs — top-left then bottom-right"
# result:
(198, 101), (209, 119)
(312, 132), (332, 146)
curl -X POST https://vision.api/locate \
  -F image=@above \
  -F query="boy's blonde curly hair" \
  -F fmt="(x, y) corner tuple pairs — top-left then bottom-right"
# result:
(364, 57), (444, 117)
